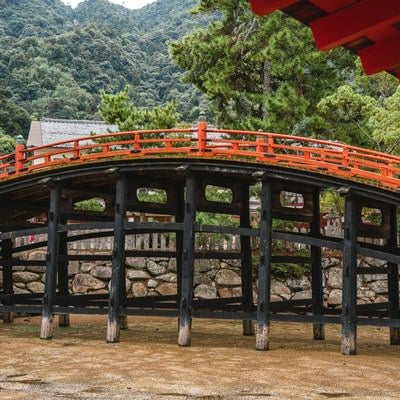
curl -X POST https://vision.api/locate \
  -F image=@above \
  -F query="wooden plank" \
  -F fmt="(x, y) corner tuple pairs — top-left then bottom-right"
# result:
(356, 267), (389, 275)
(125, 222), (184, 232)
(66, 231), (114, 243)
(11, 241), (48, 254)
(357, 245), (400, 265)
(272, 212), (313, 223)
(40, 186), (61, 339)
(195, 251), (241, 259)
(107, 176), (128, 343)
(67, 255), (111, 262)
(273, 230), (342, 250)
(195, 224), (259, 237)
(0, 259), (45, 267)
(178, 174), (196, 346)
(270, 299), (313, 312)
(194, 296), (244, 308)
(341, 193), (358, 355)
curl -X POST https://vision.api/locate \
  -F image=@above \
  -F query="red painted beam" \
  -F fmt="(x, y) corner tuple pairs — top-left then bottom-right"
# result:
(359, 33), (400, 74)
(310, 0), (400, 50)
(310, 0), (356, 13)
(249, 0), (297, 16)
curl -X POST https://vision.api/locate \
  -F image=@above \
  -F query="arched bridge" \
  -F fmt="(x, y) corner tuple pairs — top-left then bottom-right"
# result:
(2, 120), (400, 191)
(1, 120), (400, 355)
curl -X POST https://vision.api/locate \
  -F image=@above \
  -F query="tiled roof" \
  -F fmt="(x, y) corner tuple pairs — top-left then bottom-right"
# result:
(27, 118), (118, 147)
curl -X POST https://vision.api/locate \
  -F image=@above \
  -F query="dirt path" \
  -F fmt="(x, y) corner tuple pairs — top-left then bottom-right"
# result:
(0, 316), (399, 399)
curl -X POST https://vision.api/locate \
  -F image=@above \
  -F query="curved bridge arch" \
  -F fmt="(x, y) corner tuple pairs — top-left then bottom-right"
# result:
(1, 124), (400, 191)
(0, 124), (399, 355)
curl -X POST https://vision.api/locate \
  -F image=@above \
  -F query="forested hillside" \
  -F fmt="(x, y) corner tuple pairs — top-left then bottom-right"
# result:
(0, 0), (208, 139)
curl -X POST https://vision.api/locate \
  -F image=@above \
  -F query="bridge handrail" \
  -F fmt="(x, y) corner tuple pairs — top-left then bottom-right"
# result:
(209, 128), (400, 163)
(0, 123), (399, 191)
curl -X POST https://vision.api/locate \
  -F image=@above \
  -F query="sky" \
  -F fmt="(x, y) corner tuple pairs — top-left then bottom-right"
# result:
(62, 0), (156, 9)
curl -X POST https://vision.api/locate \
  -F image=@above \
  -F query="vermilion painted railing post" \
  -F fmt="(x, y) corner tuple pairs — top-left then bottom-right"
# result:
(256, 130), (264, 161)
(134, 132), (141, 151)
(73, 140), (79, 159)
(267, 135), (274, 154)
(197, 112), (207, 152)
(256, 138), (264, 160)
(342, 147), (349, 166)
(15, 135), (25, 175)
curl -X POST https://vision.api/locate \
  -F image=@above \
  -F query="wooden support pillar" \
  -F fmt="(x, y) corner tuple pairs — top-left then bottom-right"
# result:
(256, 180), (273, 351)
(241, 183), (255, 336)
(178, 174), (196, 346)
(40, 185), (61, 339)
(120, 248), (128, 331)
(107, 175), (128, 343)
(311, 189), (325, 340)
(1, 239), (14, 323)
(341, 191), (358, 355)
(176, 184), (185, 304)
(58, 228), (70, 327)
(388, 205), (400, 345)
(120, 210), (129, 331)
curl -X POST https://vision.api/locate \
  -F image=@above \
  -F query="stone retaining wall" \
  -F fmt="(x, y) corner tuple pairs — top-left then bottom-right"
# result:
(3, 249), (391, 306)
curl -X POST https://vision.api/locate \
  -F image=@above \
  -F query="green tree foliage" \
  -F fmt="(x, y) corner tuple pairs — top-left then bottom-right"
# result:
(0, 130), (16, 155)
(169, 0), (355, 132)
(0, 96), (31, 137)
(0, 0), (209, 137)
(99, 87), (178, 130)
(317, 66), (400, 152)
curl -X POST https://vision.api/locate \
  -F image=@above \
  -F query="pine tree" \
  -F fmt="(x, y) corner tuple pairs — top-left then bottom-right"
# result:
(99, 87), (178, 131)
(169, 0), (355, 133)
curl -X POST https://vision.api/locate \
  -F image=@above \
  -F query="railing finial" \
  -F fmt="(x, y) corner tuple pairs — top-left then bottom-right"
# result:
(15, 135), (26, 174)
(198, 111), (207, 122)
(16, 135), (25, 145)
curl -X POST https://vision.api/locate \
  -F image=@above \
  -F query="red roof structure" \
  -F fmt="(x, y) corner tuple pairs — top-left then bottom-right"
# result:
(249, 0), (400, 78)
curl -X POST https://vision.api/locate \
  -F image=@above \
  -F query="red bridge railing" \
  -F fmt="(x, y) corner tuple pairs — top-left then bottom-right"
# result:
(1, 122), (400, 191)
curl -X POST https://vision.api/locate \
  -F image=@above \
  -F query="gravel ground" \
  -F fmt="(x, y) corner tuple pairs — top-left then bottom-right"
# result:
(0, 315), (399, 399)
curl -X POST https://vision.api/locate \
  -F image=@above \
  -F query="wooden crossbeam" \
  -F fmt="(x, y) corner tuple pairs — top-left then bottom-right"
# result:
(310, 0), (400, 50)
(359, 33), (400, 74)
(249, 0), (297, 15)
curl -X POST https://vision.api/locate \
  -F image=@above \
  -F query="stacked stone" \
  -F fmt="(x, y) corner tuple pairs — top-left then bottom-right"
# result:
(7, 250), (393, 305)
(11, 250), (46, 294)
